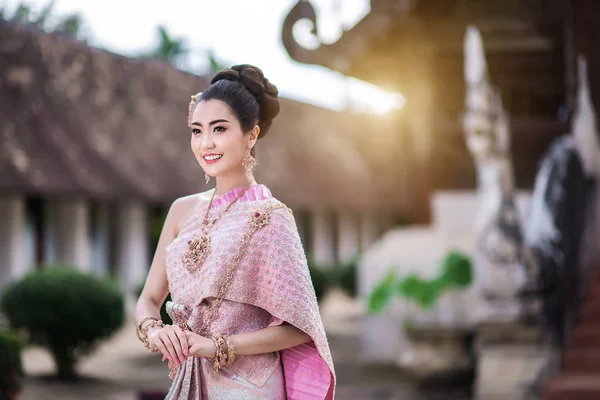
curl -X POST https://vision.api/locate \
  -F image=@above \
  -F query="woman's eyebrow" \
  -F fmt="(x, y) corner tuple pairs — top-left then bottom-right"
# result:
(190, 119), (230, 127)
(209, 119), (229, 126)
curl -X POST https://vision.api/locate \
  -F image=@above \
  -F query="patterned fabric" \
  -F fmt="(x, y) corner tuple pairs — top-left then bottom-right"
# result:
(164, 184), (335, 399)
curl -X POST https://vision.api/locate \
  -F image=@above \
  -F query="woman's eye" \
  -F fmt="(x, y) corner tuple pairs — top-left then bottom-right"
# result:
(191, 128), (202, 135)
(214, 126), (226, 133)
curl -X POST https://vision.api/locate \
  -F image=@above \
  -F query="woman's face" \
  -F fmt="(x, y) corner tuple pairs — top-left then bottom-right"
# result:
(190, 99), (257, 179)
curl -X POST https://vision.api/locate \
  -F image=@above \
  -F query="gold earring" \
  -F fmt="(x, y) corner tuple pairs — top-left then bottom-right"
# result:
(242, 148), (256, 180)
(205, 172), (211, 184)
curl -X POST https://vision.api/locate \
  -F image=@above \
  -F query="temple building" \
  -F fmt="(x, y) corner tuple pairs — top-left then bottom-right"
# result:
(0, 19), (408, 293)
(281, 0), (600, 397)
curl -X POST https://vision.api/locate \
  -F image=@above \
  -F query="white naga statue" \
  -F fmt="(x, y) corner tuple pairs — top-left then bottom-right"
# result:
(573, 56), (600, 178)
(462, 26), (538, 322)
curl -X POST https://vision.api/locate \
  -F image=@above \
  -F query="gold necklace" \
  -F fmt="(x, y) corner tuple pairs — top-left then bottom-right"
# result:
(181, 184), (253, 273)
(169, 200), (289, 380)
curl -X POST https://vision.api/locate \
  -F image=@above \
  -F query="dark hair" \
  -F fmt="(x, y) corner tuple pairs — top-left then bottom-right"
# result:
(198, 64), (280, 140)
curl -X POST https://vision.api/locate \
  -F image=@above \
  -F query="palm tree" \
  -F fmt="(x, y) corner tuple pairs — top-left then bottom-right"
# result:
(206, 49), (226, 73)
(0, 0), (86, 40)
(53, 14), (84, 37)
(147, 25), (189, 67)
(141, 24), (231, 76)
(32, 0), (56, 30)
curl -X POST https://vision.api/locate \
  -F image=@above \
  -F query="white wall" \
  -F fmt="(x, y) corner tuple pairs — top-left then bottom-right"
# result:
(44, 199), (91, 270)
(311, 210), (335, 266)
(337, 212), (360, 263)
(116, 202), (149, 292)
(360, 212), (379, 251)
(0, 196), (27, 287)
(91, 203), (110, 277)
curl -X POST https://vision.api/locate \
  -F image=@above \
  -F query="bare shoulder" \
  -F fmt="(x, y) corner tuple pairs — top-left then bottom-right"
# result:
(173, 189), (214, 211)
(169, 189), (215, 234)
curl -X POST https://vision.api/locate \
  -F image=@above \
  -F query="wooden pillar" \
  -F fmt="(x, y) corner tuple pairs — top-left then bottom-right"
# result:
(402, 41), (435, 225)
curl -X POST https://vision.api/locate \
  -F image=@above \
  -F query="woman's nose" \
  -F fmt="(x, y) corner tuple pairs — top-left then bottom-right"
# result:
(199, 134), (216, 150)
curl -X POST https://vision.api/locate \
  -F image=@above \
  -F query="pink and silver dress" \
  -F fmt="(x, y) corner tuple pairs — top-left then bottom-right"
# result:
(164, 184), (335, 399)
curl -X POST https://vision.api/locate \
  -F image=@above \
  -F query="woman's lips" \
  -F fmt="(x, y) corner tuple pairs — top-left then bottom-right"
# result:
(203, 154), (223, 164)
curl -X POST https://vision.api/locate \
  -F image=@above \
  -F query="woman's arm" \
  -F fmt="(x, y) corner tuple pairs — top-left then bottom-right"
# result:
(135, 195), (198, 366)
(230, 322), (311, 355)
(186, 322), (311, 358)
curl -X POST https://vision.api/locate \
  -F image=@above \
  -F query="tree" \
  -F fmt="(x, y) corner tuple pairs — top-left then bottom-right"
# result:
(144, 25), (189, 67)
(0, 0), (87, 41)
(206, 49), (226, 73)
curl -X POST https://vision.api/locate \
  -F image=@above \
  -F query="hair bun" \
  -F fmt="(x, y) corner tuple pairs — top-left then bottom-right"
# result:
(234, 65), (280, 136)
(210, 64), (280, 138)
(237, 67), (266, 98)
(211, 69), (240, 84)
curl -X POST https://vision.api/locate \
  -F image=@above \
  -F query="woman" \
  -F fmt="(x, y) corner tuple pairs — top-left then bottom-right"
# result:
(135, 65), (335, 399)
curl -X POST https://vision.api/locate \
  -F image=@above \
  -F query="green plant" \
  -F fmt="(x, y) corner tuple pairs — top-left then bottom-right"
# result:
(368, 251), (473, 313)
(141, 25), (188, 67)
(307, 262), (329, 302)
(0, 267), (125, 380)
(306, 256), (360, 301)
(0, 331), (24, 400)
(330, 259), (358, 298)
(0, 1), (88, 40)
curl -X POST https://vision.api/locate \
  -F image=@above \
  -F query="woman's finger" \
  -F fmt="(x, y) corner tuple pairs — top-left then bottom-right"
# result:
(167, 329), (185, 363)
(159, 328), (179, 363)
(174, 326), (189, 357)
(187, 342), (199, 358)
(147, 328), (166, 356)
(152, 337), (172, 362)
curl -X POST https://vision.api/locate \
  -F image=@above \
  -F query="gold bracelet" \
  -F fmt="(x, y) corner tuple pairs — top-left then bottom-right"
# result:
(136, 316), (158, 341)
(135, 317), (164, 351)
(211, 336), (219, 371)
(224, 336), (236, 366)
(143, 320), (164, 352)
(212, 336), (228, 372)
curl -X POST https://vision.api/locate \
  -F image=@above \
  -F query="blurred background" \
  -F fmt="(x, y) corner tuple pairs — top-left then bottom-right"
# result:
(1, 0), (600, 399)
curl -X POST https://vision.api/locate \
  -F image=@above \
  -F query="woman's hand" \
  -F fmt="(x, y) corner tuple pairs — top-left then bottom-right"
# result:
(148, 324), (189, 369)
(184, 331), (216, 358)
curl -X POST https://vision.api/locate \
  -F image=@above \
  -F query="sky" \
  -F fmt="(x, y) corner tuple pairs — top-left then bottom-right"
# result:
(3, 0), (404, 112)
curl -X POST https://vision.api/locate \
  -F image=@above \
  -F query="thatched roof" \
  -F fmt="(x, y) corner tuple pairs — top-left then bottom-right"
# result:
(0, 20), (406, 211)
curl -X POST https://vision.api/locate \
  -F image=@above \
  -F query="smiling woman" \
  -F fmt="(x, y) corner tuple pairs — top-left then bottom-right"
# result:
(135, 64), (336, 400)
(188, 65), (279, 186)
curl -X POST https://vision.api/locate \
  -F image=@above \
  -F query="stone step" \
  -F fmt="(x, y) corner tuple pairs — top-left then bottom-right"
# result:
(579, 299), (600, 324)
(570, 325), (600, 348)
(542, 373), (600, 400)
(563, 350), (600, 373)
(583, 281), (600, 297)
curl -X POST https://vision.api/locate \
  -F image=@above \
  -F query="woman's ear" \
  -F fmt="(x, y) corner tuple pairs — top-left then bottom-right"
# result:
(249, 125), (260, 147)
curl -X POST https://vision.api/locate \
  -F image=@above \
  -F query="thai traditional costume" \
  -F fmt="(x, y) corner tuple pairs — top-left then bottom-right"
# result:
(164, 184), (335, 399)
